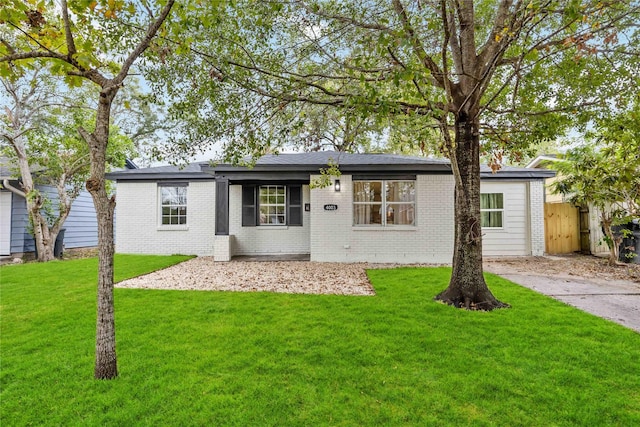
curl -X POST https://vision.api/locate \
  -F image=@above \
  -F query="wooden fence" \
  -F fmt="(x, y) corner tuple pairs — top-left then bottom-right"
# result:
(544, 203), (580, 254)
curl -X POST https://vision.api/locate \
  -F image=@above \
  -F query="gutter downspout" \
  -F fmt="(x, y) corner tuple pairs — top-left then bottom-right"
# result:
(2, 179), (26, 198)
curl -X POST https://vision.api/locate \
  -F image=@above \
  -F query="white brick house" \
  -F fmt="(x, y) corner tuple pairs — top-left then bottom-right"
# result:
(107, 152), (553, 263)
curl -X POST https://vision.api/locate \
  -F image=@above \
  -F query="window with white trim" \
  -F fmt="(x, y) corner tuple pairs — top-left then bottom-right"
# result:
(259, 185), (286, 225)
(160, 185), (187, 225)
(480, 193), (503, 228)
(353, 180), (415, 226)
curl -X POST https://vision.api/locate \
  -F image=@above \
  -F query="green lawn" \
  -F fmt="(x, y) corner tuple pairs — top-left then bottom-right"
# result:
(1, 256), (639, 426)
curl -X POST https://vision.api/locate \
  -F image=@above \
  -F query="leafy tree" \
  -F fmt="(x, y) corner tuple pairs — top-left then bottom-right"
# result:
(553, 108), (640, 265)
(153, 1), (639, 309)
(286, 104), (380, 153)
(112, 79), (174, 167)
(1, 68), (134, 261)
(1, 0), (175, 379)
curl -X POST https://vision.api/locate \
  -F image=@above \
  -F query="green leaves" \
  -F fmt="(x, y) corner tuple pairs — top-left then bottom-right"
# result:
(553, 105), (640, 220)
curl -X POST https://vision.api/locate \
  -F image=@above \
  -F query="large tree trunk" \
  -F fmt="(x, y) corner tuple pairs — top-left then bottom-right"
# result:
(29, 202), (56, 262)
(13, 145), (56, 261)
(435, 112), (508, 310)
(81, 88), (118, 380)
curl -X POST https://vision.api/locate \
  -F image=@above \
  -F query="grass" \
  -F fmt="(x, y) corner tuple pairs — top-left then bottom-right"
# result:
(1, 257), (639, 426)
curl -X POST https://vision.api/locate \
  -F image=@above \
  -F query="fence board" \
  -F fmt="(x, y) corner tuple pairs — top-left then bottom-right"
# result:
(544, 203), (580, 254)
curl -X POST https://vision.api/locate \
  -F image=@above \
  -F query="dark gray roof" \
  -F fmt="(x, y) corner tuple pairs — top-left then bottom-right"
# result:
(106, 162), (211, 181)
(480, 165), (555, 179)
(0, 157), (13, 179)
(250, 151), (450, 166)
(0, 156), (45, 180)
(106, 151), (555, 181)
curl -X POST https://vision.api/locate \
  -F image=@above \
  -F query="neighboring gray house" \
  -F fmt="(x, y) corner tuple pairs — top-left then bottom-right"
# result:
(106, 152), (554, 264)
(0, 158), (100, 257)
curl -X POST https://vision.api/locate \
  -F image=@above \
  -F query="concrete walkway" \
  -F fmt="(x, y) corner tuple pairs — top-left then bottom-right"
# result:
(485, 266), (640, 333)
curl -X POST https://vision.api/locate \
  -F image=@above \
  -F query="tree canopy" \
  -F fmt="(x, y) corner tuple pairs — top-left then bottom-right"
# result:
(553, 105), (640, 264)
(146, 0), (640, 309)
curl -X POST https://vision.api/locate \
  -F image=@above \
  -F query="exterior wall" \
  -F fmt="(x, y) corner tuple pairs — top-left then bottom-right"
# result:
(115, 181), (216, 256)
(480, 181), (532, 256)
(5, 186), (99, 254)
(528, 180), (546, 256)
(543, 176), (564, 203)
(310, 174), (455, 264)
(60, 190), (98, 248)
(9, 191), (28, 254)
(229, 184), (311, 255)
(0, 191), (12, 255)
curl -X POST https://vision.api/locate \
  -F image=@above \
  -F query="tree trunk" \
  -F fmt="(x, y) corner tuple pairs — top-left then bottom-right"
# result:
(30, 204), (56, 262)
(13, 146), (56, 262)
(435, 112), (508, 310)
(601, 215), (622, 266)
(82, 88), (119, 380)
(92, 186), (117, 379)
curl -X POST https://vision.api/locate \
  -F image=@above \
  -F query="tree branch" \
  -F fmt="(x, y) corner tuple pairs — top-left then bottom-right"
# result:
(392, 0), (446, 89)
(60, 0), (77, 58)
(113, 0), (176, 87)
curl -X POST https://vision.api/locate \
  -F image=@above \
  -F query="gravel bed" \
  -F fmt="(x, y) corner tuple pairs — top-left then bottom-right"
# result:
(117, 253), (639, 297)
(116, 257), (377, 296)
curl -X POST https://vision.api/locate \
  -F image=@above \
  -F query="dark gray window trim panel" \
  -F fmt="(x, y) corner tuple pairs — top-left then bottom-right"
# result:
(352, 175), (417, 181)
(157, 181), (189, 187)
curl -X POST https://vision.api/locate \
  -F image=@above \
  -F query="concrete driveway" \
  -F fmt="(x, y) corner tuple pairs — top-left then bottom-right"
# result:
(485, 262), (640, 333)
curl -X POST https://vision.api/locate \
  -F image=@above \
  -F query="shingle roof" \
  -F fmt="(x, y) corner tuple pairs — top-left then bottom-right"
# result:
(0, 157), (13, 179)
(0, 157), (45, 180)
(105, 151), (555, 181)
(480, 165), (555, 179)
(106, 162), (210, 180)
(248, 151), (450, 166)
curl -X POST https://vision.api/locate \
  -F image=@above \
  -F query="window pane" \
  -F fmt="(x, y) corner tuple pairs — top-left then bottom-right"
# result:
(176, 188), (187, 204)
(386, 181), (415, 202)
(259, 206), (269, 224)
(353, 181), (382, 203)
(387, 203), (415, 225)
(481, 193), (503, 209)
(353, 204), (382, 225)
(161, 187), (174, 204)
(481, 211), (503, 227)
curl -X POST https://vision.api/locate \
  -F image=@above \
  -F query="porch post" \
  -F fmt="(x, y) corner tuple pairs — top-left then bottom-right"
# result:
(215, 178), (229, 236)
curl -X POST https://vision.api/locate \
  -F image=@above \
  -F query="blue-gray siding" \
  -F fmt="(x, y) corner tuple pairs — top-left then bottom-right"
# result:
(10, 192), (29, 254)
(63, 190), (98, 248)
(10, 186), (98, 253)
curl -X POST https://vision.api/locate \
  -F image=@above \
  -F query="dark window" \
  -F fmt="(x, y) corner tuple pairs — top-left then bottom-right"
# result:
(242, 185), (257, 227)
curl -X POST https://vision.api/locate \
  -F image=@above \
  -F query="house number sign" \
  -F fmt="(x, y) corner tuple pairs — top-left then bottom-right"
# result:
(324, 204), (338, 211)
